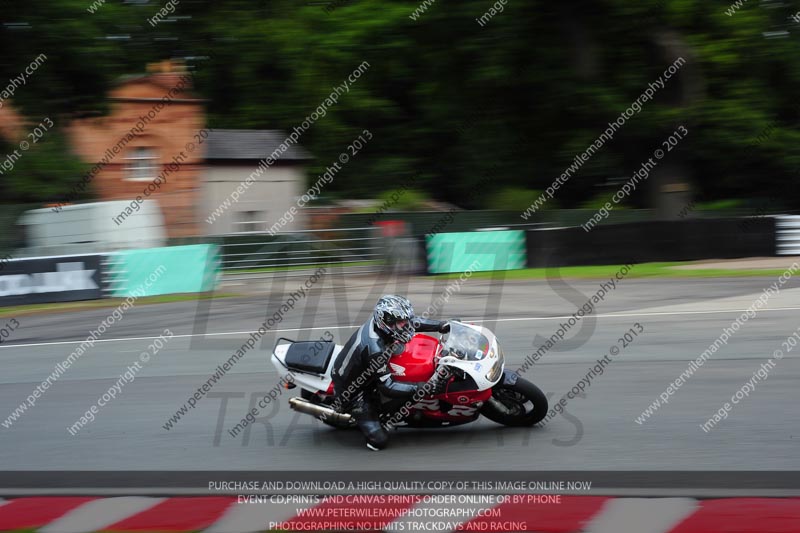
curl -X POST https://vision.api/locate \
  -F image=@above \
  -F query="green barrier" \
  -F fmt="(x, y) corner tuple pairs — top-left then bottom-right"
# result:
(109, 244), (220, 297)
(426, 230), (527, 274)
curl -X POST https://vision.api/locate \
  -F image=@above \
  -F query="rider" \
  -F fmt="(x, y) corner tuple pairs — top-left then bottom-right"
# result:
(331, 295), (450, 451)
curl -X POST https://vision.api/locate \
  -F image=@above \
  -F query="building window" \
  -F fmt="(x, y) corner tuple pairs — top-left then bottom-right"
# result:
(124, 147), (158, 181)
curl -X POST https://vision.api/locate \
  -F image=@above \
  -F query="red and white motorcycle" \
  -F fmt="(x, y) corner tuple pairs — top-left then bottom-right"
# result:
(271, 321), (548, 430)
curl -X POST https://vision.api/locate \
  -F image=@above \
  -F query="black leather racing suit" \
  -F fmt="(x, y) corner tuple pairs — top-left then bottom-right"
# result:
(331, 317), (446, 449)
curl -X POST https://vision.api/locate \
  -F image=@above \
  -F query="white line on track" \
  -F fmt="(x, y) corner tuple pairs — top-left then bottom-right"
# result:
(2, 306), (800, 351)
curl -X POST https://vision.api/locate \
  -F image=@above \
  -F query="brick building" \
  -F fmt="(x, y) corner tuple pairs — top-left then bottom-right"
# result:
(66, 61), (310, 238)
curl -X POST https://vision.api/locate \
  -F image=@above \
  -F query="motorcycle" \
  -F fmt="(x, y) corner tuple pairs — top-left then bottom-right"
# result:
(271, 321), (548, 430)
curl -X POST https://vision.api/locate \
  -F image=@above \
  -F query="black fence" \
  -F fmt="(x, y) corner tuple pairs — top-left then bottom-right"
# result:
(525, 218), (776, 268)
(0, 254), (107, 306)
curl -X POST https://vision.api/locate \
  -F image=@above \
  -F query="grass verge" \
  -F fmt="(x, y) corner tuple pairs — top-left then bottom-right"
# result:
(0, 292), (239, 318)
(433, 261), (795, 280)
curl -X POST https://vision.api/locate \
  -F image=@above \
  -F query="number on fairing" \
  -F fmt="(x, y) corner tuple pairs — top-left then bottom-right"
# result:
(449, 405), (478, 417)
(414, 399), (440, 411)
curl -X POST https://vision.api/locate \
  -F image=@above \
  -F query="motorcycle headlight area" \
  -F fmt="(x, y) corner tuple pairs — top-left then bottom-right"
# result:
(485, 348), (504, 382)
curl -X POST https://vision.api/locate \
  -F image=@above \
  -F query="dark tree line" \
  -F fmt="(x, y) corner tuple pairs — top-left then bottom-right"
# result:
(1, 0), (799, 210)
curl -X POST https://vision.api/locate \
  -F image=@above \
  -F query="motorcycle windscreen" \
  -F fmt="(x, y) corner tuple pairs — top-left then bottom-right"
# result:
(442, 322), (493, 361)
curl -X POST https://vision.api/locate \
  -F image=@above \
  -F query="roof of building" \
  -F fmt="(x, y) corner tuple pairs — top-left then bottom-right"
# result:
(204, 129), (312, 161)
(113, 68), (201, 99)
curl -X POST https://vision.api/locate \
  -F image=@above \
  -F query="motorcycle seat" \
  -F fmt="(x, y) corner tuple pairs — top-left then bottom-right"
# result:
(284, 341), (335, 374)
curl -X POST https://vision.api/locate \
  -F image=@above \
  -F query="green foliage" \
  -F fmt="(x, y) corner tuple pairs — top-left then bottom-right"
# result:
(579, 193), (630, 210)
(377, 188), (429, 211)
(487, 187), (549, 212)
(1, 0), (799, 207)
(694, 199), (745, 210)
(580, 194), (616, 210)
(0, 132), (89, 203)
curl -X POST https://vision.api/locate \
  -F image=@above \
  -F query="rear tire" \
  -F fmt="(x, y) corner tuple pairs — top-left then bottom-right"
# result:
(300, 389), (355, 429)
(481, 378), (548, 427)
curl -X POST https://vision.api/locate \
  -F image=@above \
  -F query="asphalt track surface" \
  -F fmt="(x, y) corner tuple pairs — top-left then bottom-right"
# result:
(1, 270), (798, 477)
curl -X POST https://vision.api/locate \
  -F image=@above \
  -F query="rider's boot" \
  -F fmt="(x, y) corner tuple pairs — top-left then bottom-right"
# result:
(351, 398), (389, 451)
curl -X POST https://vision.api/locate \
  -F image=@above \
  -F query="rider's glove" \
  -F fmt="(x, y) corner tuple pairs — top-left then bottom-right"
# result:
(438, 321), (450, 334)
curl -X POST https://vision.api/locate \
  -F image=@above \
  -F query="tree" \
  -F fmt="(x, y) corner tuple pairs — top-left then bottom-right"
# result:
(0, 0), (798, 209)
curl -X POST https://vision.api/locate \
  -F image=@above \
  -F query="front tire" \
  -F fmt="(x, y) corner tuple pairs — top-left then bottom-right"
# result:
(481, 378), (548, 426)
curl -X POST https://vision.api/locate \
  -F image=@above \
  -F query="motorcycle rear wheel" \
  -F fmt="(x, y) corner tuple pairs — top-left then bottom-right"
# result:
(481, 378), (548, 426)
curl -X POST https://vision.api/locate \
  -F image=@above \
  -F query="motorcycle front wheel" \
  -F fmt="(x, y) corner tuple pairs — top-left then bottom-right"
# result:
(481, 378), (548, 426)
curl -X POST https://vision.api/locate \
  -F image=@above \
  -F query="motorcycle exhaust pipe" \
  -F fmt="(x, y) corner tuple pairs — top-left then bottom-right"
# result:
(289, 397), (353, 425)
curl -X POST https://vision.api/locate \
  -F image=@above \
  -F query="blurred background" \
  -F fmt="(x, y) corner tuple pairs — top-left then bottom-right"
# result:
(1, 0), (800, 286)
(4, 4), (800, 519)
